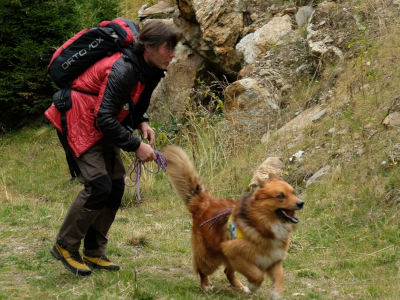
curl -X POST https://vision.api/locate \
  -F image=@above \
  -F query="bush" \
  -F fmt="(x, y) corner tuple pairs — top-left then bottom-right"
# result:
(0, 0), (120, 132)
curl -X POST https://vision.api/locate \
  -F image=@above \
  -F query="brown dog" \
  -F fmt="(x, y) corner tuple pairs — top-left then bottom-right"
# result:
(164, 146), (303, 298)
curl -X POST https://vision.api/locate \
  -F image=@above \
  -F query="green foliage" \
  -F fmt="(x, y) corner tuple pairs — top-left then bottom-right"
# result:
(0, 0), (120, 132)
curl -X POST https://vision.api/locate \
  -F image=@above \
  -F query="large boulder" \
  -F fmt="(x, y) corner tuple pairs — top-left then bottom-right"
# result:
(174, 0), (244, 76)
(223, 78), (279, 134)
(224, 78), (279, 112)
(236, 14), (293, 65)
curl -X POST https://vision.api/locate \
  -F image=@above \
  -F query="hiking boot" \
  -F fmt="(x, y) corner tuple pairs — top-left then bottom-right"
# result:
(83, 255), (120, 271)
(50, 243), (91, 276)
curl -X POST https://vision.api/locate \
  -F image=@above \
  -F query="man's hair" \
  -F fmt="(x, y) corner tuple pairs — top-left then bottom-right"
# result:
(133, 20), (183, 53)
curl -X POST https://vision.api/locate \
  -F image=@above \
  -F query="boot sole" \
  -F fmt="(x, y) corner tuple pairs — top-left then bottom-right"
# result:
(83, 259), (120, 271)
(50, 246), (92, 276)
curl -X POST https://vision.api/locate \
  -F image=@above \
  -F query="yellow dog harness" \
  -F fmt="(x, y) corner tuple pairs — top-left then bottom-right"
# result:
(227, 215), (244, 239)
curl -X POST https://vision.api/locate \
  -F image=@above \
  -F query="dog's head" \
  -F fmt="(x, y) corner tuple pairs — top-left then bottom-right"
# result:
(253, 173), (304, 224)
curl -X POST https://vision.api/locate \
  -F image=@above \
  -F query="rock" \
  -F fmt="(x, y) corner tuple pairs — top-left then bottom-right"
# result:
(383, 112), (400, 128)
(296, 6), (315, 27)
(138, 1), (177, 20)
(305, 0), (356, 69)
(277, 105), (326, 135)
(306, 165), (331, 187)
(174, 0), (244, 75)
(249, 157), (284, 188)
(223, 77), (280, 136)
(311, 108), (327, 122)
(236, 15), (293, 65)
(237, 65), (255, 79)
(224, 78), (279, 112)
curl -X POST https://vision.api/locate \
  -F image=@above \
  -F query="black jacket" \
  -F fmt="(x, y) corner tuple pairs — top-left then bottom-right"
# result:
(96, 49), (165, 152)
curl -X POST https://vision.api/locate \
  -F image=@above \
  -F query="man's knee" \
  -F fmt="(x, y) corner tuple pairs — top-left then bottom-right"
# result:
(84, 174), (112, 210)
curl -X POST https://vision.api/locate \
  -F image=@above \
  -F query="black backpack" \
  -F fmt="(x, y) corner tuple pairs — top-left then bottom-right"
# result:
(48, 17), (139, 88)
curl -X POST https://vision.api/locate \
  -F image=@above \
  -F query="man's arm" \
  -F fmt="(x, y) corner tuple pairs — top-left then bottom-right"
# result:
(96, 56), (141, 152)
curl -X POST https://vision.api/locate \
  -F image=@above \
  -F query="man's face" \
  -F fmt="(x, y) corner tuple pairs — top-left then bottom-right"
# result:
(144, 41), (176, 70)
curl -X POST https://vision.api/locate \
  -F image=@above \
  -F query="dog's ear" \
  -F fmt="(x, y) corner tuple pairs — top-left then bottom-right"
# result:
(268, 173), (283, 181)
(257, 177), (267, 187)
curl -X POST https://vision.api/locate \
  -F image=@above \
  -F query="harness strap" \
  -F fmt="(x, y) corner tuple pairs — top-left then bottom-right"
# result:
(56, 130), (80, 179)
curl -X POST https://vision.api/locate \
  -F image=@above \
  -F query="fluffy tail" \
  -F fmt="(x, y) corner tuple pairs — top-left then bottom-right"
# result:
(163, 145), (205, 205)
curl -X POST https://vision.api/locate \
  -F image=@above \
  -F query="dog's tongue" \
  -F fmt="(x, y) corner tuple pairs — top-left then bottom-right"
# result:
(286, 210), (295, 217)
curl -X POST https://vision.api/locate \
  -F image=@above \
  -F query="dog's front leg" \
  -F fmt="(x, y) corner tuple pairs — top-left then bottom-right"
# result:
(222, 240), (264, 292)
(224, 264), (248, 292)
(266, 260), (284, 299)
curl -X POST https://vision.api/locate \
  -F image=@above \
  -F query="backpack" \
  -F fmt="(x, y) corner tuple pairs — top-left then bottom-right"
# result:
(47, 18), (139, 179)
(48, 17), (139, 89)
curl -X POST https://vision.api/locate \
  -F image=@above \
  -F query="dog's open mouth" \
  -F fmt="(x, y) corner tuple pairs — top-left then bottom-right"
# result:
(276, 209), (299, 224)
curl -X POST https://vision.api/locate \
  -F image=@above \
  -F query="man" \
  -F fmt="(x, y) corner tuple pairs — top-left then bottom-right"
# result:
(45, 20), (182, 276)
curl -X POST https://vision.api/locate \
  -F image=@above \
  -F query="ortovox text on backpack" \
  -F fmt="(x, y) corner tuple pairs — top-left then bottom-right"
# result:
(48, 18), (139, 88)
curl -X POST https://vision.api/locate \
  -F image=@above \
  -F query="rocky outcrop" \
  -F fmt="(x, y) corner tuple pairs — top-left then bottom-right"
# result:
(236, 14), (293, 65)
(306, 1), (357, 69)
(223, 77), (279, 133)
(174, 0), (244, 76)
(223, 78), (279, 112)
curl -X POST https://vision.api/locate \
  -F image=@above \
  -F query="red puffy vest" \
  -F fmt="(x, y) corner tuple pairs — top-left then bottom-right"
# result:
(45, 52), (145, 157)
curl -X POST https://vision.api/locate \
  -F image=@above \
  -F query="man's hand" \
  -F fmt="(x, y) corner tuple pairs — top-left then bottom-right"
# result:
(135, 142), (157, 162)
(137, 122), (155, 147)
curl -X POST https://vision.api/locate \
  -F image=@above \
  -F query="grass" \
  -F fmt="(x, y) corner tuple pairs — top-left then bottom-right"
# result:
(1, 120), (399, 299)
(1, 1), (400, 299)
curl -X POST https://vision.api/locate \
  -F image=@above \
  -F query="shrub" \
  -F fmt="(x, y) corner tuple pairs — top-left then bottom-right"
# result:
(0, 0), (120, 132)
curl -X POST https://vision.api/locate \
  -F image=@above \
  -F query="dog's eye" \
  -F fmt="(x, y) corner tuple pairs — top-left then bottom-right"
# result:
(277, 193), (285, 199)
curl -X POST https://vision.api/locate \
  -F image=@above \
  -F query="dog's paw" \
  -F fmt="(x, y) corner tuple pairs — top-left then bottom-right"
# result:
(241, 286), (251, 293)
(248, 283), (260, 293)
(271, 289), (283, 300)
(203, 284), (214, 292)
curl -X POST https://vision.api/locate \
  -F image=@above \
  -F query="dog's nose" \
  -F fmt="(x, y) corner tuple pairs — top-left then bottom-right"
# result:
(297, 201), (304, 209)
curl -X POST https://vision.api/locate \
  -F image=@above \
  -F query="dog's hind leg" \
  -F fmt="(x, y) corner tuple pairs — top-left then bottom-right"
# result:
(193, 254), (215, 291)
(199, 271), (213, 291)
(224, 265), (249, 292)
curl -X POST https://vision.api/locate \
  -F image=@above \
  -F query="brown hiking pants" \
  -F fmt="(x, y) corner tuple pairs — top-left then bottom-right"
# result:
(56, 140), (125, 256)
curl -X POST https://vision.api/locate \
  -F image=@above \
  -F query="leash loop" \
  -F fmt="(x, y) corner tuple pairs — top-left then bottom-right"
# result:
(125, 150), (168, 201)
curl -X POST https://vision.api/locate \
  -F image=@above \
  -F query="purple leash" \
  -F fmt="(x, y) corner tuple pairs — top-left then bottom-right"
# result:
(125, 150), (168, 201)
(199, 208), (233, 229)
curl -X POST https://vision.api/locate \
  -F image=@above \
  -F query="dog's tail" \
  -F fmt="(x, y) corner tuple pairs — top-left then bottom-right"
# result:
(163, 145), (205, 206)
